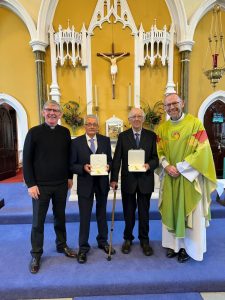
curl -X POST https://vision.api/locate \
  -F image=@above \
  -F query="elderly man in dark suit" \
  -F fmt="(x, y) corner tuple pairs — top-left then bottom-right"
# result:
(110, 108), (159, 256)
(70, 114), (114, 263)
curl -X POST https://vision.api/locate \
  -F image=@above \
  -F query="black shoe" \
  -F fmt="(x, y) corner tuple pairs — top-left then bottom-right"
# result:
(77, 251), (87, 264)
(141, 243), (153, 256)
(57, 246), (77, 258)
(121, 240), (132, 254)
(98, 244), (116, 255)
(178, 248), (190, 263)
(166, 248), (177, 258)
(29, 257), (40, 274)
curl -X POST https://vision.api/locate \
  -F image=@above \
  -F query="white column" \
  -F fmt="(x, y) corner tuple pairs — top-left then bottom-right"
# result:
(85, 35), (93, 114)
(134, 35), (140, 108)
(49, 25), (61, 102)
(166, 24), (176, 94)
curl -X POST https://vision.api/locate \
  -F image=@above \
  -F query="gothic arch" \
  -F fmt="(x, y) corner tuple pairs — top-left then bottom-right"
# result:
(189, 0), (225, 42)
(37, 0), (59, 44)
(198, 90), (225, 122)
(0, 94), (28, 164)
(0, 0), (36, 41)
(165, 0), (187, 45)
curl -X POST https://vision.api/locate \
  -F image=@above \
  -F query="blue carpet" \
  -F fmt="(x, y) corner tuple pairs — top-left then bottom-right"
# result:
(0, 219), (225, 300)
(0, 183), (224, 224)
(75, 293), (203, 299)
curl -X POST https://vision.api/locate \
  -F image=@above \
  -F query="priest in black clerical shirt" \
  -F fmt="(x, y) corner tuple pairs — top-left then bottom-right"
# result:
(23, 100), (76, 274)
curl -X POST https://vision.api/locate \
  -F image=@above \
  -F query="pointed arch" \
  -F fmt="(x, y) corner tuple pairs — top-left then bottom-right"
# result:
(188, 0), (225, 42)
(198, 90), (225, 122)
(37, 0), (59, 44)
(0, 94), (28, 164)
(0, 0), (36, 41)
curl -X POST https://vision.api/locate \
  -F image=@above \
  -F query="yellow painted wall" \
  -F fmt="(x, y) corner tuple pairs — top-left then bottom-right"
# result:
(19, 0), (41, 23)
(0, 7), (38, 127)
(51, 0), (173, 134)
(189, 9), (225, 117)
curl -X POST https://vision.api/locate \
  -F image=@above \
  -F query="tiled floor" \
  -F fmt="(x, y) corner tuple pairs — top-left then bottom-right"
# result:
(25, 292), (225, 300)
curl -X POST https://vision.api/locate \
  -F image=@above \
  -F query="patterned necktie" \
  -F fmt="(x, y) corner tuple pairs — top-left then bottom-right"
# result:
(89, 138), (96, 153)
(135, 133), (140, 148)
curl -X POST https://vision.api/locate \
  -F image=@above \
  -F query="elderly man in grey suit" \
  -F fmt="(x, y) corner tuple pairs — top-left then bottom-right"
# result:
(111, 107), (159, 256)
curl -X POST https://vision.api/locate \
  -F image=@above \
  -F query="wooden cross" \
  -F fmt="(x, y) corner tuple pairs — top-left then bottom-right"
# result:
(97, 43), (130, 99)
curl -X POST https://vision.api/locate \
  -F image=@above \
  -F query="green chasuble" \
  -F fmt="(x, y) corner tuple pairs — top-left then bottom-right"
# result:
(156, 114), (217, 238)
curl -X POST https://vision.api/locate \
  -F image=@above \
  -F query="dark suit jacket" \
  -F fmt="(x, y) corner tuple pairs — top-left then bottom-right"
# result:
(111, 128), (159, 194)
(70, 134), (112, 198)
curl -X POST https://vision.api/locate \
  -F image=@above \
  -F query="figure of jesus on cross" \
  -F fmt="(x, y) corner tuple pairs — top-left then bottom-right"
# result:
(97, 43), (130, 98)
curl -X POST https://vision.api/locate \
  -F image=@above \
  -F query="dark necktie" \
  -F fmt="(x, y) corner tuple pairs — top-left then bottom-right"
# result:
(135, 133), (140, 148)
(89, 138), (96, 153)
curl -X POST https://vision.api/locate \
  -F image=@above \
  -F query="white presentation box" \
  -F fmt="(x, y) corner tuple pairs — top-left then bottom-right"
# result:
(90, 154), (108, 176)
(128, 149), (146, 172)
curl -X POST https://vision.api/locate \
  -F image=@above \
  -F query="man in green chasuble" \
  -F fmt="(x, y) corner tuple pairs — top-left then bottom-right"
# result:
(156, 93), (217, 262)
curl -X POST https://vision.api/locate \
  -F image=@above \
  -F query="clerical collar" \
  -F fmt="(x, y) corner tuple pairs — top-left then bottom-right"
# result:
(44, 122), (57, 129)
(170, 113), (185, 123)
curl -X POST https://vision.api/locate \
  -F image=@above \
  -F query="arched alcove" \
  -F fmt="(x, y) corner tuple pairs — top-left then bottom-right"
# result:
(198, 91), (225, 178)
(0, 94), (28, 164)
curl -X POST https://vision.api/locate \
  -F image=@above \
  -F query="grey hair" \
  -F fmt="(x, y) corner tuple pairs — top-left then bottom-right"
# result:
(84, 114), (99, 125)
(128, 107), (146, 121)
(43, 100), (62, 112)
(164, 93), (182, 102)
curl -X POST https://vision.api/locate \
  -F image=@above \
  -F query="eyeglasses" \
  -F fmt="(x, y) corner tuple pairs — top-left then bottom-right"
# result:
(164, 101), (181, 109)
(85, 123), (98, 127)
(44, 108), (61, 113)
(129, 115), (143, 120)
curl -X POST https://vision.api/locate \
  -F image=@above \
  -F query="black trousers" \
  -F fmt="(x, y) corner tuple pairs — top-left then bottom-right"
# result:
(78, 187), (108, 253)
(30, 183), (68, 258)
(122, 186), (151, 243)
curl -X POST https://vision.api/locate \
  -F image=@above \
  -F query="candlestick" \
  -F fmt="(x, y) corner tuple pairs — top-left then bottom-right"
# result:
(128, 83), (131, 107)
(47, 84), (50, 101)
(95, 84), (98, 107)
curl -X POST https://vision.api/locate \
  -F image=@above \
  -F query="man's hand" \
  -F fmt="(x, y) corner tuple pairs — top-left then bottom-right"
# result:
(84, 164), (91, 173)
(165, 165), (180, 178)
(68, 179), (73, 189)
(28, 185), (40, 200)
(144, 163), (150, 171)
(110, 181), (118, 190)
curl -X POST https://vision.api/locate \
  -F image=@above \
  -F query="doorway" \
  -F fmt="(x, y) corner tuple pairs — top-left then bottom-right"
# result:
(0, 104), (18, 180)
(204, 100), (225, 179)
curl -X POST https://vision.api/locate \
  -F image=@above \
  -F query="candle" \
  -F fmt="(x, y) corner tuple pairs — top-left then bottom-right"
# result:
(128, 83), (131, 106)
(95, 84), (98, 107)
(47, 84), (50, 101)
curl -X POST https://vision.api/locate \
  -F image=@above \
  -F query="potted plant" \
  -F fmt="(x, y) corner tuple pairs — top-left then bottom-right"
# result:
(143, 100), (164, 130)
(62, 100), (84, 134)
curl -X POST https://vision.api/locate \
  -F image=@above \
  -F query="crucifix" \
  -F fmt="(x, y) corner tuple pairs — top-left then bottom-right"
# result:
(97, 43), (130, 99)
